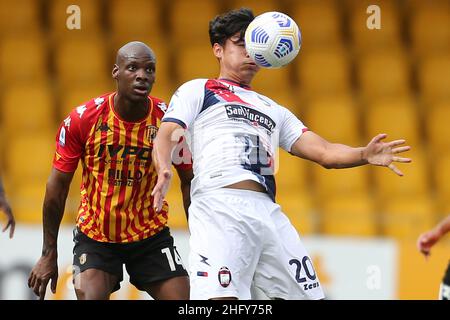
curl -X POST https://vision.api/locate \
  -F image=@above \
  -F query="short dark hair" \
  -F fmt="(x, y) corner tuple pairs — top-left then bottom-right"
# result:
(209, 8), (255, 47)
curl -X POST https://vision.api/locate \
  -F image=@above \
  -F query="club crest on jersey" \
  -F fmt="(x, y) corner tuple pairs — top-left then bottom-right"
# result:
(218, 266), (232, 288)
(79, 253), (87, 265)
(146, 125), (158, 143)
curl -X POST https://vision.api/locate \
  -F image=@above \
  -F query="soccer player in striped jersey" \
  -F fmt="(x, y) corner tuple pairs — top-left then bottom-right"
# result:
(28, 42), (192, 300)
(0, 175), (15, 238)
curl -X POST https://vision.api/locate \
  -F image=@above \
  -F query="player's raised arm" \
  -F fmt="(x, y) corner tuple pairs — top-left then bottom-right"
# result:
(151, 122), (186, 212)
(28, 168), (74, 300)
(0, 175), (15, 238)
(291, 131), (411, 176)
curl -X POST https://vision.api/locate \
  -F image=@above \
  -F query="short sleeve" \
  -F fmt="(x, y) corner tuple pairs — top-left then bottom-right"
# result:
(162, 79), (206, 129)
(53, 112), (85, 173)
(279, 106), (309, 152)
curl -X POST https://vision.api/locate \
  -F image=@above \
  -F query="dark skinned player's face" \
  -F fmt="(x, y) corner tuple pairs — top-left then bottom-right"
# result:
(113, 54), (156, 102)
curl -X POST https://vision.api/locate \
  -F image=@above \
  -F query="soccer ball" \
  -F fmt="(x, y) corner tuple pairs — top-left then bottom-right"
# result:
(245, 11), (302, 69)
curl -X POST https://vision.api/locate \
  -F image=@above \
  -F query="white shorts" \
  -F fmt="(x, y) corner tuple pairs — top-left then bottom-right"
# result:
(188, 188), (325, 300)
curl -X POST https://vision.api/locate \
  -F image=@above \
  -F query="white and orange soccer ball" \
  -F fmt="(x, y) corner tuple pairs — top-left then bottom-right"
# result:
(244, 11), (302, 69)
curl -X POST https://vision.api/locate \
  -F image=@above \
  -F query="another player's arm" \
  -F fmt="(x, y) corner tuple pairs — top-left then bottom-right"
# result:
(417, 215), (450, 258)
(291, 131), (411, 176)
(152, 122), (186, 212)
(0, 175), (15, 238)
(28, 168), (74, 300)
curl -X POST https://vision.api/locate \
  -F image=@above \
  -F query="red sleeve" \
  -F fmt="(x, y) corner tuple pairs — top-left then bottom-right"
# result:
(53, 109), (85, 173)
(53, 95), (107, 172)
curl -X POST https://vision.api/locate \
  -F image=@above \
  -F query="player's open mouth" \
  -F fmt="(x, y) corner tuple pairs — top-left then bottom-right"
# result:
(133, 86), (149, 95)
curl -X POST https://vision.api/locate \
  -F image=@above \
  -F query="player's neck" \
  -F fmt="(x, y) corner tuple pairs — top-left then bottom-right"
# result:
(218, 70), (252, 87)
(113, 93), (149, 123)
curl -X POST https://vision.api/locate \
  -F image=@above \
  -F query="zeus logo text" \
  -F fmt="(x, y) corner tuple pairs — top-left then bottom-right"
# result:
(97, 144), (151, 160)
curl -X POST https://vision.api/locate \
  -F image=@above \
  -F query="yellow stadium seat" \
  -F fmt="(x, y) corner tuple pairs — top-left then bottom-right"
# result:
(295, 46), (351, 98)
(1, 83), (56, 134)
(5, 134), (54, 183)
(252, 67), (293, 96)
(305, 95), (362, 145)
(165, 172), (188, 230)
(109, 0), (163, 47)
(230, 0), (279, 15)
(409, 3), (450, 58)
(426, 101), (450, 156)
(58, 85), (113, 118)
(55, 36), (109, 88)
(11, 183), (46, 224)
(275, 150), (309, 192)
(169, 0), (222, 45)
(0, 0), (42, 36)
(381, 195), (436, 240)
(348, 0), (402, 54)
(290, 0), (342, 47)
(365, 97), (420, 146)
(0, 36), (48, 84)
(418, 54), (450, 104)
(357, 50), (411, 101)
(434, 153), (450, 213)
(373, 149), (428, 201)
(320, 194), (377, 236)
(48, 0), (103, 42)
(313, 166), (370, 199)
(175, 44), (218, 84)
(277, 191), (316, 235)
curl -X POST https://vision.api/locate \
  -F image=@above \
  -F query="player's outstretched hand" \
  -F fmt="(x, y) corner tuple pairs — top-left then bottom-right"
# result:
(0, 194), (15, 239)
(364, 133), (411, 176)
(28, 251), (58, 300)
(151, 169), (173, 212)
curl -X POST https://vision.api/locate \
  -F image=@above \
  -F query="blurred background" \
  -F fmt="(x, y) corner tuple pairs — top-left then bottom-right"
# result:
(0, 0), (449, 299)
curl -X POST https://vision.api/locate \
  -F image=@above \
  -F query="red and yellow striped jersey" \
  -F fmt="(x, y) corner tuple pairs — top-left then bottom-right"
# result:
(53, 92), (191, 243)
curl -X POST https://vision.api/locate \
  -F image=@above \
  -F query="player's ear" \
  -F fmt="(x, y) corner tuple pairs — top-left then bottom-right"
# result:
(112, 64), (119, 79)
(213, 43), (223, 59)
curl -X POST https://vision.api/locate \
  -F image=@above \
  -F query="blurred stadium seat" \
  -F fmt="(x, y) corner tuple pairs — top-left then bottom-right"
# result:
(230, 0), (279, 15)
(365, 96), (421, 146)
(418, 54), (450, 104)
(409, 1), (450, 58)
(320, 194), (377, 236)
(277, 192), (316, 235)
(426, 101), (450, 156)
(54, 36), (110, 89)
(357, 50), (411, 101)
(169, 0), (222, 46)
(109, 0), (164, 50)
(305, 95), (362, 145)
(373, 149), (429, 202)
(290, 0), (342, 48)
(0, 0), (42, 37)
(295, 46), (351, 99)
(1, 83), (56, 134)
(0, 36), (48, 84)
(381, 195), (436, 239)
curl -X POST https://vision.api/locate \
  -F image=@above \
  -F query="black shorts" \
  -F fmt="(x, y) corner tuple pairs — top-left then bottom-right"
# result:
(441, 261), (450, 300)
(72, 227), (188, 292)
